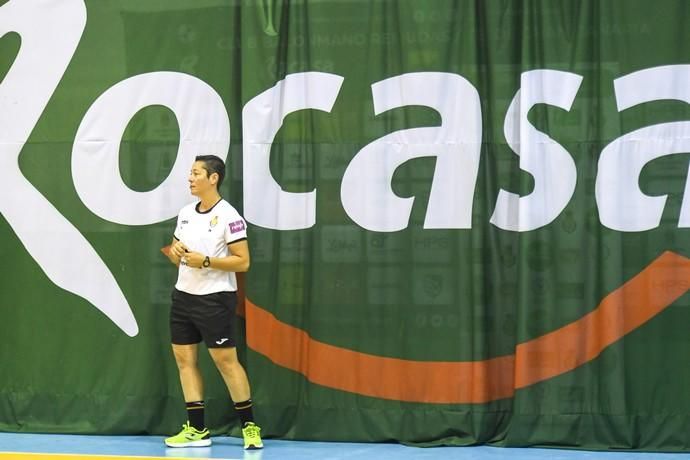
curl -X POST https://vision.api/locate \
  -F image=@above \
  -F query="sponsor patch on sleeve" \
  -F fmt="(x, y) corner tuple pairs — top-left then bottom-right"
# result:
(229, 219), (246, 234)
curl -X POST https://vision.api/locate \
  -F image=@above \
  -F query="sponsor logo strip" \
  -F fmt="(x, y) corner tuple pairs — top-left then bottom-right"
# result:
(229, 220), (245, 234)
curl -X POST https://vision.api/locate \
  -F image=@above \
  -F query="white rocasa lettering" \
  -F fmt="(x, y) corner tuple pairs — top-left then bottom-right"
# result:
(4, 0), (690, 336)
(0, 0), (138, 336)
(247, 67), (690, 233)
(71, 72), (230, 225)
(242, 72), (343, 231)
(340, 72), (482, 232)
(597, 65), (690, 231)
(490, 70), (582, 232)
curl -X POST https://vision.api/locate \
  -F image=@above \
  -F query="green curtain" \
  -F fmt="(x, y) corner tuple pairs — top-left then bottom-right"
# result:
(1, 0), (689, 451)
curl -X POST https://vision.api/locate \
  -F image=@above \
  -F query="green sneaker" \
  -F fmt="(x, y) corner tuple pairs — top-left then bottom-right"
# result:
(242, 422), (263, 450)
(165, 422), (211, 448)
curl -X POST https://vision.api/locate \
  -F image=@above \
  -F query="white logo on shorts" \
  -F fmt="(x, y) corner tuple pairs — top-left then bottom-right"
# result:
(215, 338), (229, 345)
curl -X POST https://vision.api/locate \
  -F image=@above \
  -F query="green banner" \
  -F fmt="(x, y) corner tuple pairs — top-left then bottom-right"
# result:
(1, 0), (690, 451)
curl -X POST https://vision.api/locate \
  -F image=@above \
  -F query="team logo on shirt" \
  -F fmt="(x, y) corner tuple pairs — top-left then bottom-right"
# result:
(230, 219), (246, 234)
(209, 216), (218, 228)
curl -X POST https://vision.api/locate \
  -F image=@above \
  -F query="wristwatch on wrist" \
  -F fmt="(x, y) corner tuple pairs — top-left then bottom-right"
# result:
(202, 256), (211, 268)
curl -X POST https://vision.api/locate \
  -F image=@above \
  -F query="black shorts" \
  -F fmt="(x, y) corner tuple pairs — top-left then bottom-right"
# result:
(170, 288), (237, 348)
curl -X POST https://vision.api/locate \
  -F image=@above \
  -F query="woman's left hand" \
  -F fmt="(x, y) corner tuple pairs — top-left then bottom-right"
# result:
(182, 251), (206, 269)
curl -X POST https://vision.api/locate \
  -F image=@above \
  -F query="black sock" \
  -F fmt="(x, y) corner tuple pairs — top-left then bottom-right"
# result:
(186, 401), (205, 430)
(234, 399), (254, 426)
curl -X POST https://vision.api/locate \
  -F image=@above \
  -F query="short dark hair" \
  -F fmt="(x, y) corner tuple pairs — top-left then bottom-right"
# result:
(195, 155), (226, 188)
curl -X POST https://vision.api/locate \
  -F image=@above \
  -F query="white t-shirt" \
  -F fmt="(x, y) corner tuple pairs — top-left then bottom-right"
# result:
(173, 199), (247, 295)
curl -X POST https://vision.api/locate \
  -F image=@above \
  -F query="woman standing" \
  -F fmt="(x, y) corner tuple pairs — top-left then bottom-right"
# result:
(164, 155), (262, 450)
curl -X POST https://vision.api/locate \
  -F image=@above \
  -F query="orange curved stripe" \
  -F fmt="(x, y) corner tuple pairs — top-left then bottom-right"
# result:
(247, 301), (515, 403)
(244, 251), (690, 403)
(514, 250), (690, 388)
